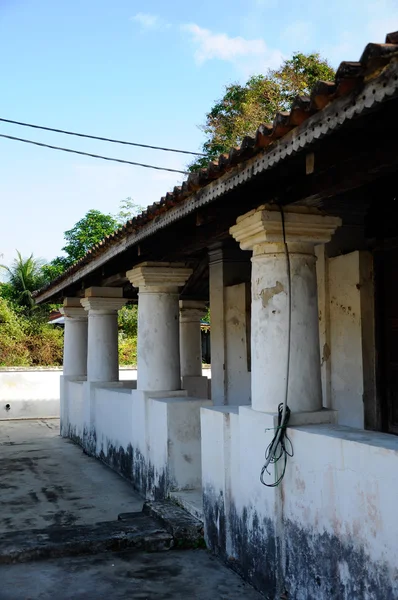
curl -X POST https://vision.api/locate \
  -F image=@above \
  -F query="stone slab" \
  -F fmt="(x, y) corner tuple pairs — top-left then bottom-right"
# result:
(141, 500), (204, 546)
(0, 515), (173, 564)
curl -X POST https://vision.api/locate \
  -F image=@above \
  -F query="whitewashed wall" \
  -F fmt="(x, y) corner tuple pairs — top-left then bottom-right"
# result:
(65, 381), (210, 499)
(201, 405), (398, 599)
(66, 379), (84, 441)
(225, 283), (251, 405)
(209, 279), (251, 407)
(316, 250), (375, 428)
(329, 253), (365, 427)
(0, 368), (61, 419)
(0, 368), (139, 420)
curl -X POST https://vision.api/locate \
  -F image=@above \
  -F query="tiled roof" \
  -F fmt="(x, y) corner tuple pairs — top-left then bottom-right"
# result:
(34, 32), (398, 300)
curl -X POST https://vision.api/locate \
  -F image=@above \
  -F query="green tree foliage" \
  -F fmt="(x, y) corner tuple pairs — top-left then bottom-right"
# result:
(118, 304), (138, 366)
(0, 297), (30, 365)
(61, 209), (119, 265)
(0, 296), (63, 366)
(43, 198), (145, 281)
(43, 209), (119, 278)
(190, 52), (335, 170)
(41, 256), (68, 282)
(118, 304), (138, 337)
(0, 251), (48, 313)
(115, 197), (144, 225)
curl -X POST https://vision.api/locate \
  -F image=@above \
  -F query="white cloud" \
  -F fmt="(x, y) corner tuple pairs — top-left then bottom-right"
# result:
(131, 13), (170, 31)
(181, 23), (283, 76)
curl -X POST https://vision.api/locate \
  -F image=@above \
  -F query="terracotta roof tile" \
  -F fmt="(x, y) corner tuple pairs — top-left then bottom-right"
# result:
(34, 31), (398, 299)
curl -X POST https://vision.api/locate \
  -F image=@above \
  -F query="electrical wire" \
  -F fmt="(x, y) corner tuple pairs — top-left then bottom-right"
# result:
(0, 133), (189, 174)
(0, 117), (206, 156)
(260, 205), (294, 487)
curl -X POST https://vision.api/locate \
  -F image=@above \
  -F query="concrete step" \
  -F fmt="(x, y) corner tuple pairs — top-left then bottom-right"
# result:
(0, 512), (173, 564)
(140, 500), (204, 548)
(169, 489), (204, 521)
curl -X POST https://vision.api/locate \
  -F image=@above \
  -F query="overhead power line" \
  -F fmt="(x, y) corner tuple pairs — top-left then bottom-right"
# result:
(0, 133), (189, 174)
(0, 117), (206, 157)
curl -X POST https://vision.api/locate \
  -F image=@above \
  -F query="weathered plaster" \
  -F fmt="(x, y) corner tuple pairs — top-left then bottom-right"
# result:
(201, 402), (398, 599)
(65, 382), (209, 501)
(260, 280), (284, 308)
(230, 206), (341, 415)
(329, 252), (365, 427)
(225, 284), (251, 405)
(208, 244), (251, 406)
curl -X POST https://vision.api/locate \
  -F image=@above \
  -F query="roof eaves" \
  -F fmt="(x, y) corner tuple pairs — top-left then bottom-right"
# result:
(34, 33), (398, 303)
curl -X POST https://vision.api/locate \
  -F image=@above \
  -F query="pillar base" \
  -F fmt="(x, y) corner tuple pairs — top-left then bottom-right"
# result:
(240, 405), (337, 427)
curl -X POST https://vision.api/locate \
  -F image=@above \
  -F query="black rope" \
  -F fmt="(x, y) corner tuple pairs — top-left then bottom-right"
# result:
(260, 204), (294, 488)
(260, 403), (294, 487)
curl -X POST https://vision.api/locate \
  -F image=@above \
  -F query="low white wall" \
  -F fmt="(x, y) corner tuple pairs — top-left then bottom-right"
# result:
(0, 367), (210, 421)
(0, 369), (61, 420)
(66, 379), (85, 441)
(65, 381), (210, 499)
(0, 368), (139, 421)
(201, 404), (398, 599)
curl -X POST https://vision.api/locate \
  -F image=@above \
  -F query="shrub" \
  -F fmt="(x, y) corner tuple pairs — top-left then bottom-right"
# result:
(119, 333), (137, 366)
(0, 297), (63, 366)
(118, 304), (138, 337)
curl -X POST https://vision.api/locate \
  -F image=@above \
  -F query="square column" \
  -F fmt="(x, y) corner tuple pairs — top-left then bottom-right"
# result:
(81, 287), (126, 383)
(127, 262), (192, 392)
(60, 297), (88, 377)
(208, 242), (251, 405)
(230, 205), (341, 414)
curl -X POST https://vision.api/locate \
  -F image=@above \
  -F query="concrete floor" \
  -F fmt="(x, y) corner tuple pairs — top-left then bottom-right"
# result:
(0, 419), (143, 532)
(0, 419), (263, 599)
(0, 549), (263, 600)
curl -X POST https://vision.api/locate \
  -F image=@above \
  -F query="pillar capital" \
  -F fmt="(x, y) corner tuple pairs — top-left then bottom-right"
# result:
(179, 301), (207, 323)
(230, 205), (341, 255)
(81, 297), (127, 313)
(61, 298), (87, 321)
(127, 262), (192, 293)
(81, 287), (126, 314)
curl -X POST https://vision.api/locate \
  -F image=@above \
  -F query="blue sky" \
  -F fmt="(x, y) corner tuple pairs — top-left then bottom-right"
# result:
(0, 0), (396, 268)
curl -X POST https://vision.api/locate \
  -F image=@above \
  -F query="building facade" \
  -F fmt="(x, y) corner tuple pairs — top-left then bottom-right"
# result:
(35, 33), (398, 600)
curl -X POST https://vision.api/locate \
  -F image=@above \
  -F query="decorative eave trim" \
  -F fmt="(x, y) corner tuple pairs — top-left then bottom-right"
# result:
(34, 58), (398, 304)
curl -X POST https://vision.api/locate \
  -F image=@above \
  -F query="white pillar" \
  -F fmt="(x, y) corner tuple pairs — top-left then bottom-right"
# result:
(80, 287), (126, 383)
(60, 298), (88, 377)
(179, 301), (207, 377)
(127, 263), (192, 392)
(230, 205), (341, 414)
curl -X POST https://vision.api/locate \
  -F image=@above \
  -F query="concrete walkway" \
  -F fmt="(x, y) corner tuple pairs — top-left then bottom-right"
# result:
(0, 419), (143, 532)
(0, 419), (263, 599)
(0, 550), (263, 600)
